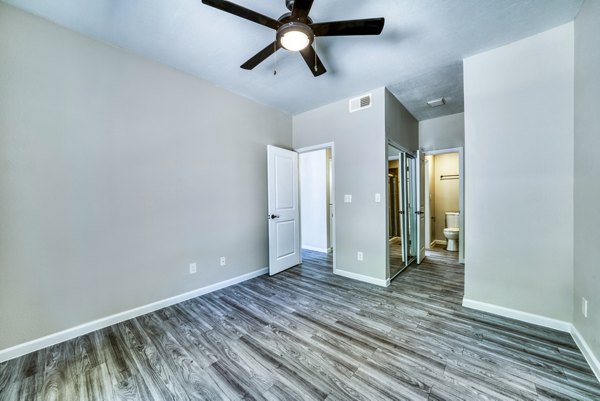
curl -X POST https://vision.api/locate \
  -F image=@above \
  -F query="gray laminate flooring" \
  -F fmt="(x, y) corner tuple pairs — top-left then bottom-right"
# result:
(1, 249), (599, 400)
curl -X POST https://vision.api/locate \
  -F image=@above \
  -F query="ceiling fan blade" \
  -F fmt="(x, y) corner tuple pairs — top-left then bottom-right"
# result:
(311, 18), (385, 36)
(241, 42), (280, 70)
(202, 0), (281, 30)
(299, 45), (326, 77)
(291, 0), (314, 21)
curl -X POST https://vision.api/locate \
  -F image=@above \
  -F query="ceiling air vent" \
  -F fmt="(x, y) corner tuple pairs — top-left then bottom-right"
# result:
(349, 93), (372, 113)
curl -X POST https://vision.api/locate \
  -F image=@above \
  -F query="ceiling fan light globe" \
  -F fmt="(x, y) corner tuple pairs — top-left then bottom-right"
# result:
(281, 31), (310, 51)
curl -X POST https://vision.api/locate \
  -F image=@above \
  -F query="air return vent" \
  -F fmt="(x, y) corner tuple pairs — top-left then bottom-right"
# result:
(349, 93), (372, 113)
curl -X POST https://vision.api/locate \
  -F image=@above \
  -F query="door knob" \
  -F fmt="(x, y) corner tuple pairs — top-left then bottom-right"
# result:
(268, 214), (280, 219)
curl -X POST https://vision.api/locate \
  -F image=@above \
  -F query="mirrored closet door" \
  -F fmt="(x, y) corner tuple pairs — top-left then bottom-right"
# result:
(388, 144), (417, 279)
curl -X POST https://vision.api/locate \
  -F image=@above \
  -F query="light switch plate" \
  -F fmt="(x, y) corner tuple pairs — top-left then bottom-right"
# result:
(357, 251), (363, 261)
(375, 193), (381, 203)
(344, 194), (352, 203)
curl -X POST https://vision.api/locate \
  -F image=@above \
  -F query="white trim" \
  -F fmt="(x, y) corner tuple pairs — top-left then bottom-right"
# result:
(424, 147), (463, 155)
(0, 267), (268, 363)
(295, 142), (335, 154)
(462, 299), (600, 381)
(335, 268), (389, 287)
(433, 239), (448, 246)
(571, 325), (600, 382)
(462, 298), (572, 332)
(301, 245), (329, 253)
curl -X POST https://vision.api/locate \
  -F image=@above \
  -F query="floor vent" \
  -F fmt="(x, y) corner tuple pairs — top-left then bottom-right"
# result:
(349, 93), (372, 113)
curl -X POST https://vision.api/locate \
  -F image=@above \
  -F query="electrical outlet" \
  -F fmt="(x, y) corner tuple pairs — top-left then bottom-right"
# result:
(220, 256), (226, 266)
(357, 251), (363, 261)
(189, 263), (197, 274)
(582, 297), (588, 318)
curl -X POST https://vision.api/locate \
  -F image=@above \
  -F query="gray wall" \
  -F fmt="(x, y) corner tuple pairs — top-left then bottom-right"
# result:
(418, 113), (465, 151)
(385, 90), (419, 152)
(463, 23), (574, 321)
(0, 4), (292, 350)
(574, 0), (600, 366)
(294, 88), (388, 281)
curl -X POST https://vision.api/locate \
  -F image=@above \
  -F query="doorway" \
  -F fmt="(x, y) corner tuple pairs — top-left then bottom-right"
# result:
(424, 147), (464, 262)
(296, 143), (336, 270)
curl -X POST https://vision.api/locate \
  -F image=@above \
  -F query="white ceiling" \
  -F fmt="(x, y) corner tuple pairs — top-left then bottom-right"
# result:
(3, 0), (583, 119)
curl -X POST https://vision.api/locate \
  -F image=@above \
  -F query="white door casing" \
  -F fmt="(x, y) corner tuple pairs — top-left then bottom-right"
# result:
(416, 150), (426, 264)
(267, 145), (301, 275)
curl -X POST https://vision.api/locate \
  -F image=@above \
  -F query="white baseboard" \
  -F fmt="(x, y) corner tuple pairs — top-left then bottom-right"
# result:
(0, 267), (268, 363)
(571, 325), (600, 382)
(335, 268), (389, 287)
(462, 298), (572, 332)
(301, 245), (329, 253)
(433, 239), (447, 246)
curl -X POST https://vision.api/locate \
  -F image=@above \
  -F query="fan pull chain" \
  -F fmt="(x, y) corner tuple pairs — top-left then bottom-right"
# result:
(314, 39), (318, 72)
(274, 42), (278, 76)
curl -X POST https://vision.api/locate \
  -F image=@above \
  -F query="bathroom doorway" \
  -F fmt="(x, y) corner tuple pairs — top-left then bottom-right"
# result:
(424, 148), (464, 262)
(387, 143), (417, 280)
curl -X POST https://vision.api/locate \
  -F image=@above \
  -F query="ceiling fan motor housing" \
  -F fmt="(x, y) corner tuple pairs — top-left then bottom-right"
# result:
(277, 22), (314, 50)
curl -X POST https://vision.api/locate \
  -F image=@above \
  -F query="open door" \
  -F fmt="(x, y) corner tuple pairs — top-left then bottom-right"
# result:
(416, 150), (426, 263)
(267, 145), (301, 275)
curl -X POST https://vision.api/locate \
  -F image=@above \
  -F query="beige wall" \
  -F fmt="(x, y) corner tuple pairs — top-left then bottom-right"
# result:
(0, 4), (292, 351)
(432, 153), (460, 242)
(574, 0), (600, 371)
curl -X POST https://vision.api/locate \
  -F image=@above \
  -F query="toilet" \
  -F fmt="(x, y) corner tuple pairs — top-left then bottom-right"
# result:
(443, 212), (460, 252)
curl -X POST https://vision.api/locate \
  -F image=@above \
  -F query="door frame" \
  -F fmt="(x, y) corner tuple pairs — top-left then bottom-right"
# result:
(294, 142), (337, 273)
(424, 158), (431, 249)
(423, 147), (465, 263)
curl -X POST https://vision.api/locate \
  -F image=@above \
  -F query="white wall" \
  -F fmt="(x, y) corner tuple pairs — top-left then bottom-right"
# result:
(463, 23), (574, 321)
(574, 0), (600, 372)
(419, 113), (464, 151)
(293, 88), (388, 283)
(0, 4), (292, 351)
(433, 153), (460, 242)
(299, 150), (328, 252)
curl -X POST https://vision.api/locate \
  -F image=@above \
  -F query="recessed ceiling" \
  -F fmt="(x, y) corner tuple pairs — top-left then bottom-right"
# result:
(2, 0), (583, 118)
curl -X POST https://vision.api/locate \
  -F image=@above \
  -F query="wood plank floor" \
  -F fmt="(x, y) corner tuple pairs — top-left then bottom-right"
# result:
(1, 249), (599, 400)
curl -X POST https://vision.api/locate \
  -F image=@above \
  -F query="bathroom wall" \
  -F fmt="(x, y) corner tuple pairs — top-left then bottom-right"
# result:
(463, 22), (574, 322)
(433, 153), (460, 243)
(573, 0), (600, 375)
(299, 149), (329, 252)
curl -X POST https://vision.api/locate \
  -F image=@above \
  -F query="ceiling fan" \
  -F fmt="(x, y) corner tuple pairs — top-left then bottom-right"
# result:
(201, 0), (385, 77)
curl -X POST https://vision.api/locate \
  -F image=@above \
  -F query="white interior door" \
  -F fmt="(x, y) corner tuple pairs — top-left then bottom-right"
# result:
(267, 145), (300, 275)
(416, 150), (426, 263)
